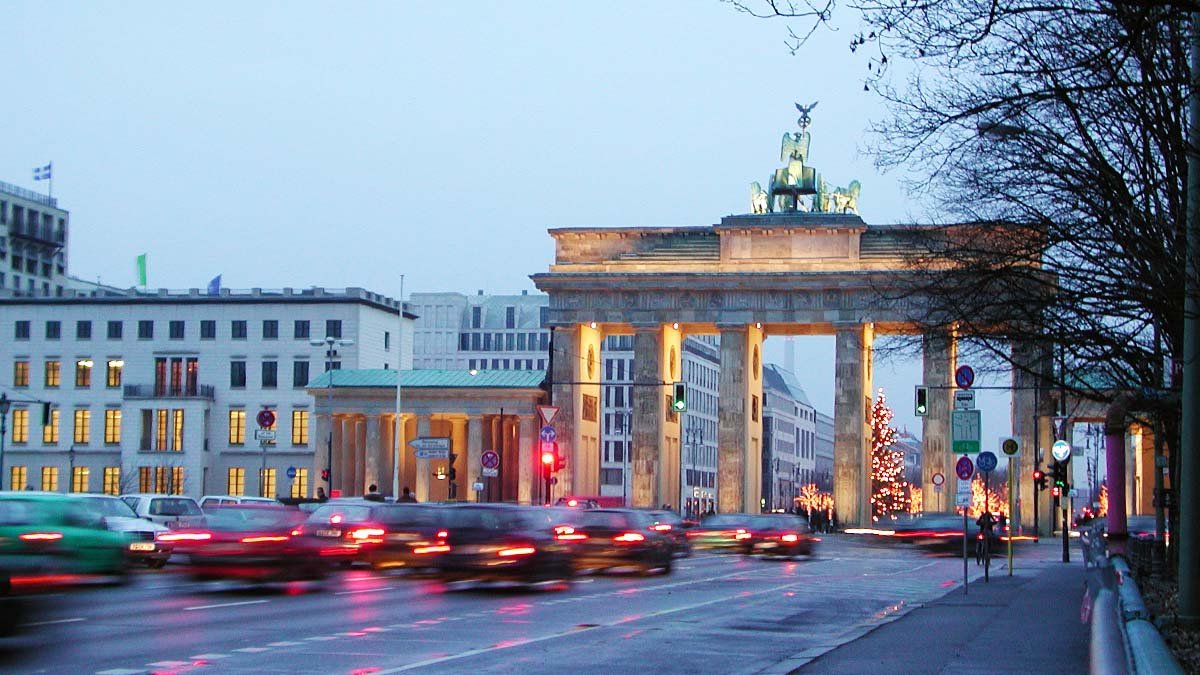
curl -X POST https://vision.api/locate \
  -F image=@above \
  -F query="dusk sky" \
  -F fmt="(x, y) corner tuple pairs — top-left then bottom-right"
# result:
(2, 2), (1014, 451)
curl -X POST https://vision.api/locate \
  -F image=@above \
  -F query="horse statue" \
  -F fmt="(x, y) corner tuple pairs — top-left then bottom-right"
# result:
(830, 180), (862, 214)
(750, 182), (769, 214)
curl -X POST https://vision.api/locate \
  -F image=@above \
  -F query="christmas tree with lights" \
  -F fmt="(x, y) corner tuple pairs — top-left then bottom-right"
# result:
(870, 388), (910, 520)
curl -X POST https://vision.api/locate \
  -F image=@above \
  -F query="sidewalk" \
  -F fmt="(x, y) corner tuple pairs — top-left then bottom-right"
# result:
(793, 541), (1091, 674)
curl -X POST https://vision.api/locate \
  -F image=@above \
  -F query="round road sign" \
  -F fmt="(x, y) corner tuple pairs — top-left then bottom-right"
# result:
(955, 365), (975, 390)
(539, 426), (557, 443)
(481, 450), (500, 469)
(1051, 439), (1072, 462)
(977, 451), (998, 473)
(286, 466), (297, 480)
(1001, 437), (1019, 457)
(955, 456), (974, 481)
(256, 409), (276, 428)
(931, 472), (945, 486)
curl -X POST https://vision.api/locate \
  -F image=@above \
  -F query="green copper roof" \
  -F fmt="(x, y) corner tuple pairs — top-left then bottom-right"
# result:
(307, 369), (547, 389)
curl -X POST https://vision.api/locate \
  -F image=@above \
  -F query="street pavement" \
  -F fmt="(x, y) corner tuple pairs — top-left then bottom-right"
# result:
(790, 539), (1090, 674)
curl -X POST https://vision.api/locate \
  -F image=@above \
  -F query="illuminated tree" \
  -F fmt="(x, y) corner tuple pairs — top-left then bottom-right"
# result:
(909, 486), (923, 515)
(869, 389), (910, 520)
(1099, 482), (1109, 518)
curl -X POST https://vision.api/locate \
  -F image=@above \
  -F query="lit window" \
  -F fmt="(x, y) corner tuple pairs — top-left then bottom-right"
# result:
(104, 409), (122, 445)
(259, 468), (276, 498)
(13, 360), (29, 387)
(292, 410), (309, 445)
(71, 467), (89, 493)
(172, 410), (184, 451)
(73, 409), (91, 444)
(156, 409), (168, 450)
(44, 360), (60, 388)
(75, 359), (93, 388)
(9, 466), (27, 491)
(103, 467), (120, 495)
(227, 467), (245, 496)
(42, 409), (59, 444)
(41, 466), (59, 491)
(229, 410), (246, 445)
(138, 466), (152, 492)
(106, 360), (124, 388)
(11, 409), (29, 443)
(290, 468), (309, 498)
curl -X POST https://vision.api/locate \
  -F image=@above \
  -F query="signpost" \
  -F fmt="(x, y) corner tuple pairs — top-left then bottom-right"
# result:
(954, 455), (974, 595)
(1051, 439), (1072, 462)
(952, 410), (982, 454)
(537, 406), (559, 426)
(953, 390), (976, 411)
(410, 437), (450, 459)
(481, 450), (499, 478)
(932, 472), (945, 511)
(955, 364), (976, 390)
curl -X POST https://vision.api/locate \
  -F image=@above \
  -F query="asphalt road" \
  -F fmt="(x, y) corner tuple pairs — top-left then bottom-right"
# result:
(1, 535), (989, 674)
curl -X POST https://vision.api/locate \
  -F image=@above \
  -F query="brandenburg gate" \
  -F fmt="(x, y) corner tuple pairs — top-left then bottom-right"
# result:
(532, 106), (1041, 527)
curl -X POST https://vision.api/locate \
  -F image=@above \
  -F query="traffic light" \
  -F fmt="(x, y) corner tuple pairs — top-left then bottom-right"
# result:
(1051, 485), (1062, 498)
(320, 468), (330, 482)
(541, 441), (556, 479)
(914, 386), (929, 416)
(672, 381), (687, 413)
(1033, 469), (1047, 492)
(1052, 461), (1067, 489)
(40, 401), (52, 426)
(554, 445), (566, 472)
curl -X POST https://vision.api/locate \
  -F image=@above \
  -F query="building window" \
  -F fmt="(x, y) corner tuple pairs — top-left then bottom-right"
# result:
(230, 360), (246, 388)
(169, 320), (185, 339)
(262, 360), (278, 388)
(41, 466), (58, 492)
(173, 410), (184, 451)
(290, 468), (309, 498)
(160, 467), (184, 495)
(471, 306), (482, 328)
(103, 467), (120, 495)
(15, 320), (30, 340)
(459, 333), (469, 350)
(229, 410), (246, 445)
(231, 320), (247, 339)
(156, 409), (168, 450)
(384, 331), (391, 350)
(294, 320), (310, 339)
(138, 467), (152, 492)
(506, 306), (516, 328)
(325, 320), (342, 339)
(13, 360), (29, 387)
(44, 359), (60, 388)
(42, 409), (59, 444)
(106, 359), (124, 388)
(107, 320), (122, 340)
(75, 359), (94, 388)
(71, 467), (89, 493)
(200, 320), (216, 339)
(293, 360), (310, 387)
(292, 410), (309, 445)
(262, 320), (278, 339)
(137, 320), (154, 339)
(227, 468), (245, 496)
(45, 320), (61, 340)
(73, 409), (91, 444)
(76, 320), (92, 340)
(259, 468), (276, 498)
(104, 409), (122, 445)
(11, 409), (29, 443)
(9, 466), (27, 491)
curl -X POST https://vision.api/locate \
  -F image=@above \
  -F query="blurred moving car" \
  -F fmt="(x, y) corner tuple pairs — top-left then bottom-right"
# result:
(570, 508), (674, 575)
(436, 504), (573, 585)
(69, 494), (173, 568)
(199, 495), (278, 510)
(360, 504), (447, 571)
(742, 514), (818, 558)
(687, 513), (757, 553)
(850, 514), (966, 553)
(0, 492), (130, 590)
(647, 509), (692, 557)
(297, 500), (442, 566)
(120, 494), (205, 529)
(158, 504), (330, 582)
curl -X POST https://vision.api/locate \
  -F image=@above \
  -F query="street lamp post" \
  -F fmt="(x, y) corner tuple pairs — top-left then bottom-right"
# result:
(311, 336), (354, 496)
(0, 393), (10, 490)
(68, 444), (76, 493)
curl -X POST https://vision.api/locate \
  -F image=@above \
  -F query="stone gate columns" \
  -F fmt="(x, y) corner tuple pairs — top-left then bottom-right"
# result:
(717, 323), (764, 514)
(312, 413), (331, 496)
(518, 416), (535, 504)
(466, 415), (483, 502)
(331, 417), (345, 495)
(630, 323), (682, 508)
(415, 416), (431, 502)
(922, 331), (955, 514)
(450, 416), (468, 500)
(365, 415), (381, 495)
(834, 323), (873, 526)
(1013, 339), (1053, 534)
(550, 323), (602, 499)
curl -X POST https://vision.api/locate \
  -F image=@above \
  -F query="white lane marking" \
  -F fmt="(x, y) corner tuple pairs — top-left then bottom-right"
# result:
(189, 653), (231, 660)
(25, 617), (86, 626)
(233, 647), (271, 653)
(375, 577), (812, 673)
(147, 662), (189, 668)
(184, 599), (269, 611)
(335, 586), (393, 595)
(97, 669), (146, 675)
(305, 635), (338, 641)
(268, 641), (303, 647)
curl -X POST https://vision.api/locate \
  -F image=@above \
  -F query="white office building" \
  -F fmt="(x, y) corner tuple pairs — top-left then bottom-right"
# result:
(1, 180), (70, 298)
(762, 364), (817, 511)
(0, 286), (412, 498)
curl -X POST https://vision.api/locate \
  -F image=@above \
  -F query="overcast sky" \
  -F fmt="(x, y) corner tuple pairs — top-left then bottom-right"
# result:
(2, 2), (1015, 451)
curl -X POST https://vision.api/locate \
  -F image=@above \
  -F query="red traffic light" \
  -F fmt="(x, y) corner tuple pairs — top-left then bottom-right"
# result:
(541, 441), (557, 465)
(320, 469), (330, 482)
(1051, 486), (1061, 498)
(1032, 469), (1044, 480)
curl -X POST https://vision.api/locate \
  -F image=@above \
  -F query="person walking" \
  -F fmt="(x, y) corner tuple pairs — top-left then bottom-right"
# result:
(364, 484), (384, 502)
(316, 487), (328, 502)
(399, 486), (418, 503)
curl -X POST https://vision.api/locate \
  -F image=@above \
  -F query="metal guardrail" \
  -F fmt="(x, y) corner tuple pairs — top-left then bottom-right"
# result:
(0, 180), (57, 207)
(1088, 552), (1184, 674)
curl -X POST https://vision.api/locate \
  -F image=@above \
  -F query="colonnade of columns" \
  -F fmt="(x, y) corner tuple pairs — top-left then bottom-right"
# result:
(310, 411), (536, 503)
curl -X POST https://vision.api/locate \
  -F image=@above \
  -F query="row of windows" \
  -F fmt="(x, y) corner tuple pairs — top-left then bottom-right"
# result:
(465, 358), (545, 371)
(7, 465), (120, 494)
(226, 467), (309, 498)
(468, 305), (549, 330)
(12, 358), (123, 389)
(1, 272), (64, 296)
(4, 465), (314, 498)
(458, 331), (549, 353)
(5, 407), (118, 445)
(13, 319), (344, 342)
(227, 409), (310, 446)
(230, 359), (326, 389)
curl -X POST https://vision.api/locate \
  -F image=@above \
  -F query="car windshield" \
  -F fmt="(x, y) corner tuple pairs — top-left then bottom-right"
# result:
(308, 504), (373, 523)
(700, 514), (749, 528)
(750, 515), (804, 530)
(149, 498), (202, 516)
(206, 507), (300, 531)
(440, 507), (530, 530)
(0, 499), (39, 526)
(578, 511), (635, 529)
(80, 497), (138, 518)
(376, 505), (438, 527)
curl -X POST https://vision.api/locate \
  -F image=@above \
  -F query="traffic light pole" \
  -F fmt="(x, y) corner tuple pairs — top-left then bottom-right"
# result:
(1033, 476), (1040, 542)
(1062, 458), (1071, 563)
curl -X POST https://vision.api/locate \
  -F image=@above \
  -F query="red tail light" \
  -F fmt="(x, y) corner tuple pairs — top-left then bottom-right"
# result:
(734, 529), (751, 540)
(651, 524), (672, 532)
(157, 532), (212, 542)
(240, 535), (289, 544)
(614, 532), (645, 543)
(497, 546), (537, 557)
(19, 532), (63, 541)
(413, 544), (451, 555)
(330, 514), (344, 524)
(436, 530), (448, 539)
(781, 533), (799, 542)
(349, 527), (385, 543)
(554, 525), (587, 541)
(290, 528), (304, 536)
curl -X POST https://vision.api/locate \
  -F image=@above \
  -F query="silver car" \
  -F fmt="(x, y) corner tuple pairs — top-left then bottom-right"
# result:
(71, 494), (173, 568)
(120, 494), (206, 530)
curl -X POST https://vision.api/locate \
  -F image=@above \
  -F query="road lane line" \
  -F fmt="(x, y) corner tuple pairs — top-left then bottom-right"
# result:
(335, 586), (393, 595)
(25, 617), (86, 626)
(183, 599), (269, 611)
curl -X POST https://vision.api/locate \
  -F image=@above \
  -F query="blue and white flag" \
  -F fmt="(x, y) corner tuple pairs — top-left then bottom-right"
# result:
(32, 163), (52, 181)
(207, 274), (222, 295)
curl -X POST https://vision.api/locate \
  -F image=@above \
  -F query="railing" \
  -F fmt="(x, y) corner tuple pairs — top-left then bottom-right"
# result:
(0, 180), (57, 208)
(1087, 538), (1184, 674)
(123, 384), (215, 399)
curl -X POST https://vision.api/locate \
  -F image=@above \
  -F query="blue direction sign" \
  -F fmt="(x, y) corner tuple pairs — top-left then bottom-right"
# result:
(976, 451), (998, 473)
(286, 466), (297, 480)
(955, 365), (975, 389)
(539, 426), (557, 443)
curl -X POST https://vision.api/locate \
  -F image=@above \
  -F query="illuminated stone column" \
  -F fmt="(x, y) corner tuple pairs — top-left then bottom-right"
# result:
(631, 325), (663, 507)
(550, 323), (603, 500)
(415, 416), (431, 502)
(834, 323), (873, 527)
(518, 415), (535, 504)
(923, 331), (956, 514)
(717, 323), (764, 514)
(450, 416), (468, 500)
(331, 416), (345, 495)
(365, 415), (381, 495)
(312, 413), (331, 495)
(466, 415), (483, 502)
(658, 324), (683, 510)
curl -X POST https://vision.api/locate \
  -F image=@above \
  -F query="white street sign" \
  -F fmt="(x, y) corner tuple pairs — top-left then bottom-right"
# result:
(409, 437), (451, 451)
(953, 390), (976, 410)
(472, 481), (485, 491)
(1051, 439), (1072, 462)
(955, 481), (973, 508)
(414, 447), (450, 459)
(254, 429), (276, 441)
(482, 467), (498, 477)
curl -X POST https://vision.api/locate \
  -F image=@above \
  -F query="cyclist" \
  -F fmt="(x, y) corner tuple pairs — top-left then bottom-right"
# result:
(975, 510), (996, 565)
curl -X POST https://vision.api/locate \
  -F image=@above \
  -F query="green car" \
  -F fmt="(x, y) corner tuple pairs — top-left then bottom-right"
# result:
(0, 492), (131, 591)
